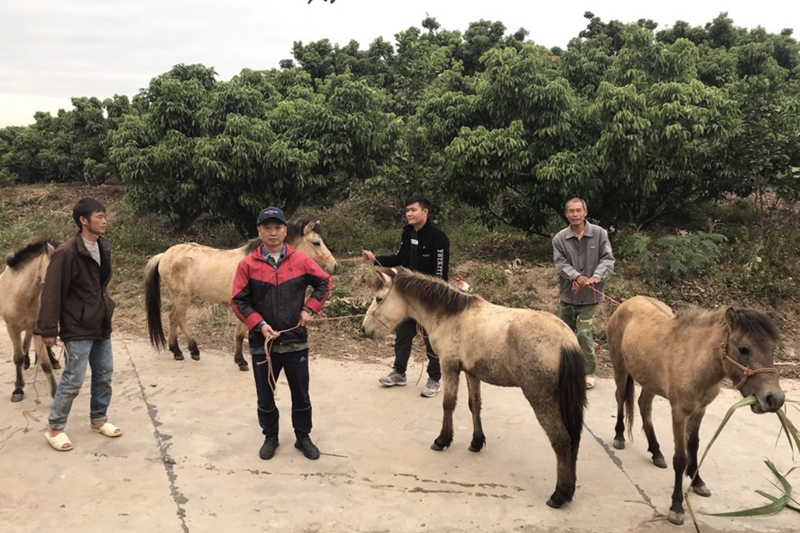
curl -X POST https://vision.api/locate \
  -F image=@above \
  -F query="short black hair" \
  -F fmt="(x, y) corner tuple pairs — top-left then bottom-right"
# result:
(404, 193), (431, 211)
(73, 198), (106, 230)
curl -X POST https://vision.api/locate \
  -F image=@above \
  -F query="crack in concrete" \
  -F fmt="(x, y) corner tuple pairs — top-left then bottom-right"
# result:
(122, 340), (190, 532)
(583, 421), (660, 515)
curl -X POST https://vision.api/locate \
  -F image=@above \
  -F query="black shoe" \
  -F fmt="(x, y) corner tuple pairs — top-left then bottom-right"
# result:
(294, 437), (320, 460)
(259, 437), (279, 460)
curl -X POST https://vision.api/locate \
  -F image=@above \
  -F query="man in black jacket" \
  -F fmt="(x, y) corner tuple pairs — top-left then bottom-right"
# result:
(362, 194), (450, 398)
(37, 198), (120, 452)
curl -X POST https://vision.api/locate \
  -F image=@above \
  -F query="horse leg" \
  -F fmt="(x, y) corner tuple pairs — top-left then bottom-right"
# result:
(35, 337), (58, 398)
(431, 360), (461, 451)
(21, 330), (32, 370)
(613, 372), (634, 450)
(48, 344), (62, 370)
(668, 406), (690, 525)
(233, 321), (249, 371)
(465, 373), (485, 452)
(685, 407), (711, 497)
(7, 325), (26, 401)
(639, 388), (667, 468)
(524, 387), (576, 508)
(167, 296), (188, 361)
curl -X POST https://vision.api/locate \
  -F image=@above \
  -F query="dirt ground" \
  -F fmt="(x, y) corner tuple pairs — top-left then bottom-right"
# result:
(1, 329), (799, 533)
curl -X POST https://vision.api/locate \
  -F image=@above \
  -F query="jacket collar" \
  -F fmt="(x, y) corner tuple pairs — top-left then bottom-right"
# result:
(565, 221), (595, 240)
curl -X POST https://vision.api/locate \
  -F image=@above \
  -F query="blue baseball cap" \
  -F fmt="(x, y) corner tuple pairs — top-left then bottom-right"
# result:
(257, 206), (287, 225)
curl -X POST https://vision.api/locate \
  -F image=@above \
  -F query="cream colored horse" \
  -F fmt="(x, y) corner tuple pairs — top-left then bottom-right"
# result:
(145, 219), (337, 370)
(361, 267), (587, 509)
(0, 240), (61, 401)
(607, 295), (785, 525)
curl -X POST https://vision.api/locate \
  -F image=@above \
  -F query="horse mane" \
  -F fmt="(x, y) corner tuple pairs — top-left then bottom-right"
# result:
(674, 306), (780, 343)
(731, 308), (780, 343)
(241, 219), (324, 254)
(243, 238), (261, 254)
(5, 240), (59, 269)
(286, 218), (324, 242)
(373, 268), (478, 317)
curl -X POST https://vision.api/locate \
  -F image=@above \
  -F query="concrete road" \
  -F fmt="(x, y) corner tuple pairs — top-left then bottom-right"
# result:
(1, 333), (798, 533)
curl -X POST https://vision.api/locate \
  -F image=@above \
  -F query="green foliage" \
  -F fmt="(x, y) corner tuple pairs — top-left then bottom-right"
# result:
(471, 264), (508, 286)
(616, 229), (726, 282)
(323, 285), (366, 318)
(656, 231), (727, 281)
(112, 64), (400, 236)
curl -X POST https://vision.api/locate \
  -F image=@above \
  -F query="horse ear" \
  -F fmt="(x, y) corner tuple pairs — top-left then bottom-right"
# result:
(725, 308), (739, 330)
(303, 221), (316, 235)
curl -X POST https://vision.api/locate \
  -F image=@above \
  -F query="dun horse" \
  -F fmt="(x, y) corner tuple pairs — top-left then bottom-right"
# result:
(145, 219), (337, 371)
(361, 267), (587, 508)
(607, 295), (785, 525)
(0, 240), (62, 402)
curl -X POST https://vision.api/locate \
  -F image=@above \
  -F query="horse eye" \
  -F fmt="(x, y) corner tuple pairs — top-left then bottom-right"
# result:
(311, 241), (321, 247)
(739, 346), (750, 356)
(375, 297), (383, 304)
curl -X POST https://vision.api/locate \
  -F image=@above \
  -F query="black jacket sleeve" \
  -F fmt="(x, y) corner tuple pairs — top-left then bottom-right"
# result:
(375, 226), (409, 268)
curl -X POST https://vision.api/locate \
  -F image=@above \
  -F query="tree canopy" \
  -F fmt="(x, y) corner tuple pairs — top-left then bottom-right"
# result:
(2, 11), (798, 236)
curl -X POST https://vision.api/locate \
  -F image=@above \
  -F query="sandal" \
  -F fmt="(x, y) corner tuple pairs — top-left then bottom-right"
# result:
(585, 375), (596, 389)
(45, 431), (74, 451)
(91, 422), (122, 438)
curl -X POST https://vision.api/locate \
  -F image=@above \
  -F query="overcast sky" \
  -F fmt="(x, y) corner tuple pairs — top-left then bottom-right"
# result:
(1, 0), (797, 127)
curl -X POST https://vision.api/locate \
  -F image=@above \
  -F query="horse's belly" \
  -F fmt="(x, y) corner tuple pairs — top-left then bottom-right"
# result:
(462, 359), (520, 388)
(620, 345), (670, 398)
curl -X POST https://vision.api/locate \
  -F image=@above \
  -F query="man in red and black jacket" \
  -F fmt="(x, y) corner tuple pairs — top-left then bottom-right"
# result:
(231, 206), (331, 461)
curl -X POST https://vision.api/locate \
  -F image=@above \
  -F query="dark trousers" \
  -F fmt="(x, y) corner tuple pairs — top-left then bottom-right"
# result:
(252, 349), (311, 440)
(393, 319), (441, 381)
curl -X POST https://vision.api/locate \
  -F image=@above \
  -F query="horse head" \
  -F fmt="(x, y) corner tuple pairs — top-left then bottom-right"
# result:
(722, 307), (784, 414)
(288, 219), (338, 275)
(361, 267), (405, 339)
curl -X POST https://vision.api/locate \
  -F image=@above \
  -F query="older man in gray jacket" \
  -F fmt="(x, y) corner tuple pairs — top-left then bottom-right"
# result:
(552, 198), (615, 389)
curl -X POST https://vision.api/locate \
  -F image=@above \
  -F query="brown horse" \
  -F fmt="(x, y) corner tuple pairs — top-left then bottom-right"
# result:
(607, 295), (785, 525)
(145, 219), (337, 370)
(0, 240), (62, 402)
(361, 267), (587, 508)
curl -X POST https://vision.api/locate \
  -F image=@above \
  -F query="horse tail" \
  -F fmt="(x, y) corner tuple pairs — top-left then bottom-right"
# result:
(556, 345), (588, 456)
(624, 374), (635, 442)
(145, 253), (167, 350)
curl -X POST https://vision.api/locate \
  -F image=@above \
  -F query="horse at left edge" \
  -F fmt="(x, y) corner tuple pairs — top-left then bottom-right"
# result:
(0, 240), (62, 402)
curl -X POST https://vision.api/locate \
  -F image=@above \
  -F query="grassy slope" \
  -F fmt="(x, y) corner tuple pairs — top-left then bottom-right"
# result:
(1, 183), (799, 379)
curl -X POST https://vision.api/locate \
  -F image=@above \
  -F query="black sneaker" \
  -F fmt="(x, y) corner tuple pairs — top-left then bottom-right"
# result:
(259, 437), (279, 460)
(294, 437), (320, 460)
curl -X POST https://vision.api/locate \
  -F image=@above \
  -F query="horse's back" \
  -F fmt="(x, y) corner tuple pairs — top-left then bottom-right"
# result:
(608, 296), (676, 393)
(159, 242), (246, 303)
(460, 304), (577, 386)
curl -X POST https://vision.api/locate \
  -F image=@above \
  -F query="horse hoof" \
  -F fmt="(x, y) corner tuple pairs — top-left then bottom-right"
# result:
(11, 392), (24, 402)
(653, 457), (668, 469)
(174, 354), (185, 361)
(431, 441), (446, 451)
(667, 511), (684, 525)
(613, 439), (625, 450)
(191, 353), (200, 361)
(238, 363), (249, 372)
(546, 498), (563, 509)
(692, 484), (711, 497)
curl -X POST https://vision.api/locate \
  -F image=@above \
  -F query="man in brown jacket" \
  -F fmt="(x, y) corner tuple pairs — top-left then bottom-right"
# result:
(36, 198), (120, 451)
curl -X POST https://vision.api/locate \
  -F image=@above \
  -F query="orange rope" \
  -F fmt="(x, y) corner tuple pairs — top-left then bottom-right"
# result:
(571, 280), (624, 307)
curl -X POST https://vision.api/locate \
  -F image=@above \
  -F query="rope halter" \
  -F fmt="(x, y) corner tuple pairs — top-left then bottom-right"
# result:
(719, 333), (778, 390)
